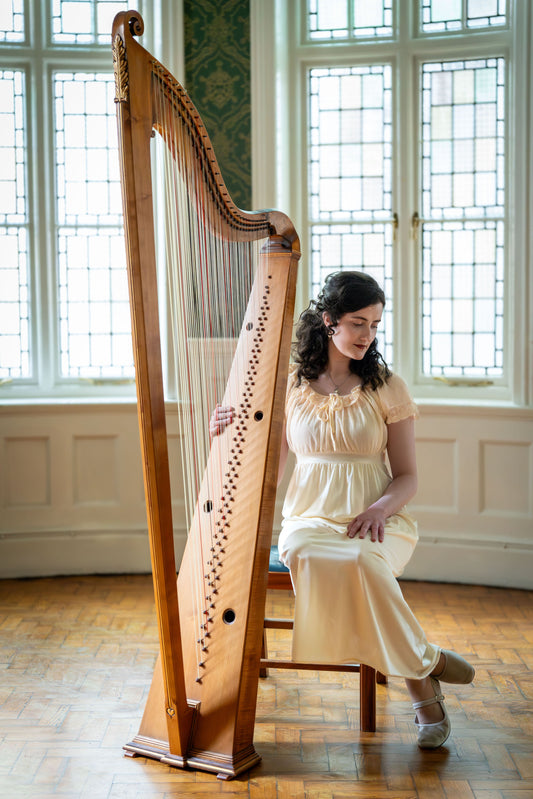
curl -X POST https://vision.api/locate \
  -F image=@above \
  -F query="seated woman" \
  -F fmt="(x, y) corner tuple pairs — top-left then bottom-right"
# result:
(211, 270), (474, 749)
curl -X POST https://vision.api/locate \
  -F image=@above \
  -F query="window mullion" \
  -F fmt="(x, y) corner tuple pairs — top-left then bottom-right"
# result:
(395, 28), (418, 385)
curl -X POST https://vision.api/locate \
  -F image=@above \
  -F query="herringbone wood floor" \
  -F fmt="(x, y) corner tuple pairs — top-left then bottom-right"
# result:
(0, 575), (531, 798)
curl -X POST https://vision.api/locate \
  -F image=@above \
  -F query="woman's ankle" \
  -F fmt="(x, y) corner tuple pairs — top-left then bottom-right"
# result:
(430, 650), (446, 678)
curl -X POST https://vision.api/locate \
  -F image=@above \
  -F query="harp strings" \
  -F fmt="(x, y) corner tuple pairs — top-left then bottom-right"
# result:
(152, 72), (261, 679)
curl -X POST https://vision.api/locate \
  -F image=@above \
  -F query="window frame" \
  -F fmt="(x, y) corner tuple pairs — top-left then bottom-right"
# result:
(0, 0), (164, 401)
(252, 0), (530, 406)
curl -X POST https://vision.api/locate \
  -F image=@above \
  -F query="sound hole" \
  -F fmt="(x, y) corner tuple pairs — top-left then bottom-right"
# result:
(223, 608), (236, 625)
(254, 411), (263, 422)
(203, 500), (213, 513)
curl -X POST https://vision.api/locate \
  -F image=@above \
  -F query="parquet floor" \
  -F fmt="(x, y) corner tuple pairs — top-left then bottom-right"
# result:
(0, 575), (532, 799)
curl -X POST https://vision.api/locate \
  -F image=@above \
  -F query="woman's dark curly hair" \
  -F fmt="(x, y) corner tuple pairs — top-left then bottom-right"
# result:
(293, 271), (391, 391)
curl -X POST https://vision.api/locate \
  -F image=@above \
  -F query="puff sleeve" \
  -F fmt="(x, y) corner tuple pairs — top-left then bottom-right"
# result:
(374, 373), (419, 424)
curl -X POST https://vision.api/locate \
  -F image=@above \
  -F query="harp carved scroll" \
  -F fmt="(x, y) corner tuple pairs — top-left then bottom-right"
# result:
(112, 11), (300, 780)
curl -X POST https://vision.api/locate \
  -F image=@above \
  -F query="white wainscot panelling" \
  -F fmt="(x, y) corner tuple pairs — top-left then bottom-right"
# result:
(4, 437), (51, 507)
(0, 404), (188, 578)
(480, 440), (532, 517)
(403, 406), (533, 590)
(73, 435), (118, 505)
(413, 437), (458, 512)
(1, 402), (532, 588)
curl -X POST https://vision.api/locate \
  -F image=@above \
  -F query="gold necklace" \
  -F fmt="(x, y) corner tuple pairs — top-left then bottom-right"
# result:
(326, 370), (353, 395)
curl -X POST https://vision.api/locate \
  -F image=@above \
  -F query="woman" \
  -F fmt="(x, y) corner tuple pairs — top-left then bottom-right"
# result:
(211, 271), (474, 748)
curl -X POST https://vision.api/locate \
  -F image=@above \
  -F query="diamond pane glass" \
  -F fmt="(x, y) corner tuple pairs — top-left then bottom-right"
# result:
(311, 223), (393, 364)
(308, 0), (393, 40)
(54, 71), (133, 378)
(421, 0), (507, 32)
(422, 58), (505, 220)
(0, 69), (30, 379)
(0, 0), (24, 42)
(51, 0), (129, 44)
(422, 220), (504, 377)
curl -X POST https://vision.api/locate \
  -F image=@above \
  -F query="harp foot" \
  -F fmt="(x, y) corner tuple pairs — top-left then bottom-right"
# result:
(123, 735), (187, 769)
(186, 746), (261, 780)
(124, 736), (261, 779)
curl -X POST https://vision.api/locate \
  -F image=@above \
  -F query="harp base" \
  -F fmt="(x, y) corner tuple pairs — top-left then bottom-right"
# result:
(123, 736), (261, 781)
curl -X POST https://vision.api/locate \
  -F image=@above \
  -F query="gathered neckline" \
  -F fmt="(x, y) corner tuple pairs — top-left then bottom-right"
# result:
(295, 376), (365, 409)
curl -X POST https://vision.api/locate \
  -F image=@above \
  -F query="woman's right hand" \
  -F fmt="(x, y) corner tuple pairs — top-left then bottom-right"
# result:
(209, 404), (235, 437)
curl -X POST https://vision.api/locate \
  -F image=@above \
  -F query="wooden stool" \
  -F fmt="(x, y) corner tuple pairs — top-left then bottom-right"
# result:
(261, 545), (386, 732)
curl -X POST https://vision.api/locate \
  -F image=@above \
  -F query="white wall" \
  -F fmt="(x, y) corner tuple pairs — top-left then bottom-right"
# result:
(1, 402), (531, 588)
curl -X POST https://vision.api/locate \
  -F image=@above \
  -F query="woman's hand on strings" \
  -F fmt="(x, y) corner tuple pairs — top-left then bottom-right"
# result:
(209, 404), (235, 437)
(346, 507), (387, 543)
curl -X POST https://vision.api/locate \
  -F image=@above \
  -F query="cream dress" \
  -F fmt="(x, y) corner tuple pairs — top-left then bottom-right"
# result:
(277, 365), (440, 679)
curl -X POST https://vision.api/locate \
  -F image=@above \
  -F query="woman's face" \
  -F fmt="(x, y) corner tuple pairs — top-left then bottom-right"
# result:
(323, 304), (384, 361)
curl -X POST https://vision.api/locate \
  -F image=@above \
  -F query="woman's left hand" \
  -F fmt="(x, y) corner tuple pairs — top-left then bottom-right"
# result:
(346, 507), (387, 543)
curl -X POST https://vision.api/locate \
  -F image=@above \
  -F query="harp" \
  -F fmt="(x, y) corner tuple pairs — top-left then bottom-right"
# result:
(112, 11), (299, 780)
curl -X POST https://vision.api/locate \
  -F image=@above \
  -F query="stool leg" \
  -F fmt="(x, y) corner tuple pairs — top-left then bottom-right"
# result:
(259, 629), (268, 678)
(360, 664), (376, 732)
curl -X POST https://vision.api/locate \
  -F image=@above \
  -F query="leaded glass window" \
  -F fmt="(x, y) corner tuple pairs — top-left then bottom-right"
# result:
(309, 65), (394, 362)
(307, 0), (393, 41)
(51, 0), (129, 44)
(0, 0), (139, 394)
(54, 72), (132, 378)
(0, 69), (29, 379)
(420, 0), (507, 33)
(420, 58), (505, 377)
(0, 0), (25, 43)
(302, 0), (516, 393)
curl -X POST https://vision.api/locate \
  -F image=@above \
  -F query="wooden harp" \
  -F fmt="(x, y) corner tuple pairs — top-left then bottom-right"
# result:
(112, 10), (300, 780)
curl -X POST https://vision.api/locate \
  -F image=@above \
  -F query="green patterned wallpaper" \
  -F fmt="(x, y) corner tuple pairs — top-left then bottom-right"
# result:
(184, 0), (251, 211)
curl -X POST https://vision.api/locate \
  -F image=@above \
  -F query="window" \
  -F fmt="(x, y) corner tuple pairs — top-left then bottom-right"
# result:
(0, 0), (155, 396)
(278, 0), (526, 400)
(308, 63), (394, 363)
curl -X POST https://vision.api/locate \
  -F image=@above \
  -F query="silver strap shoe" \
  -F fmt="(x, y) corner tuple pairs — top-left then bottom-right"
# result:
(413, 677), (451, 749)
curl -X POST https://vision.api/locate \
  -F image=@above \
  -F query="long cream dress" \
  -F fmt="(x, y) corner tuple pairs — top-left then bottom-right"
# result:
(277, 365), (441, 679)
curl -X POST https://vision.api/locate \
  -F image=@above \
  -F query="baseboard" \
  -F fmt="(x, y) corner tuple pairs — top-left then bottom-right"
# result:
(401, 536), (533, 590)
(0, 528), (187, 579)
(1, 528), (531, 590)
